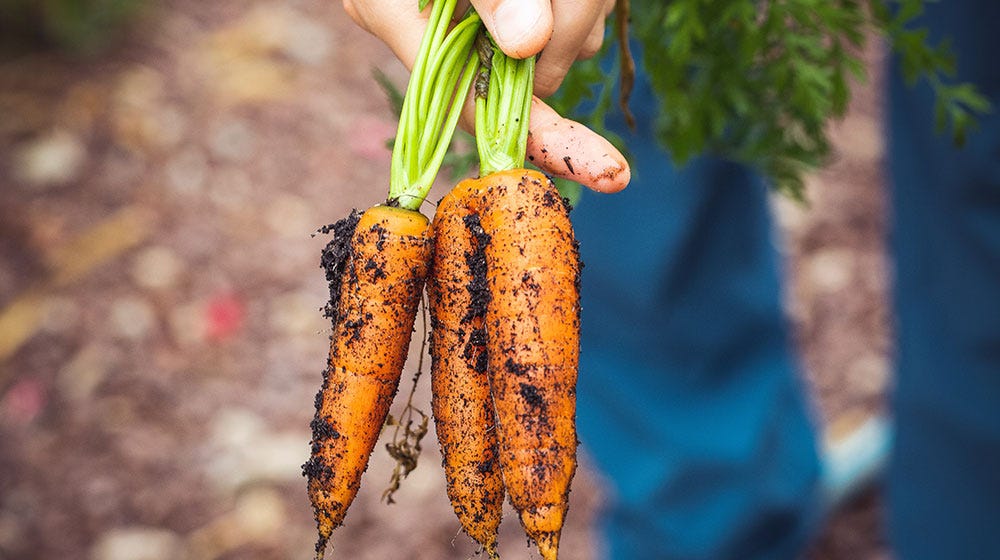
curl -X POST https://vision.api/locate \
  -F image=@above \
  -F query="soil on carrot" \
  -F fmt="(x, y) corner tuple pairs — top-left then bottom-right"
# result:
(319, 210), (361, 324)
(0, 2), (888, 559)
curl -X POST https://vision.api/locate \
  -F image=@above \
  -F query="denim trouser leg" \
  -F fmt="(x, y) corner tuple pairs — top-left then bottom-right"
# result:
(572, 69), (821, 560)
(887, 3), (1000, 558)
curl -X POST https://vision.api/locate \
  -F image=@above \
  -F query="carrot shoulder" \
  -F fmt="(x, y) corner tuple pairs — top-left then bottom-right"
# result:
(304, 205), (431, 559)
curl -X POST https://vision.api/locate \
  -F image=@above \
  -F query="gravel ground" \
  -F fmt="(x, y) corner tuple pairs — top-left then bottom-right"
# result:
(0, 2), (890, 559)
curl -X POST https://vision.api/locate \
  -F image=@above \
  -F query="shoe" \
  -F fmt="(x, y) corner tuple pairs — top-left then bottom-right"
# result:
(819, 411), (893, 513)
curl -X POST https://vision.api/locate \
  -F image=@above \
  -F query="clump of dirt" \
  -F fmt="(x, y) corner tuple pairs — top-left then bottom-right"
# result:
(318, 210), (361, 323)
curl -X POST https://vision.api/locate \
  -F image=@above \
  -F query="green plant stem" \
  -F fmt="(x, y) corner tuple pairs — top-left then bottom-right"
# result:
(388, 2), (482, 211)
(475, 38), (534, 176)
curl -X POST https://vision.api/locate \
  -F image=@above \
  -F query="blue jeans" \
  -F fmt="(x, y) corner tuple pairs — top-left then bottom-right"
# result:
(887, 3), (1000, 558)
(572, 70), (821, 559)
(573, 2), (1000, 557)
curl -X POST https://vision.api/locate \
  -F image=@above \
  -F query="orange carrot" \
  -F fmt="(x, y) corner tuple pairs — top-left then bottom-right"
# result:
(431, 169), (580, 560)
(303, 0), (481, 553)
(428, 182), (505, 558)
(304, 205), (431, 559)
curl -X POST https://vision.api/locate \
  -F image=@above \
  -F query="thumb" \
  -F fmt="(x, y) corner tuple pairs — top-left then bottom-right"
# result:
(471, 0), (553, 59)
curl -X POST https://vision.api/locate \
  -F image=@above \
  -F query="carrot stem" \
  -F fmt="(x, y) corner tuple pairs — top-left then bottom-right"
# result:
(474, 38), (534, 175)
(389, 2), (483, 211)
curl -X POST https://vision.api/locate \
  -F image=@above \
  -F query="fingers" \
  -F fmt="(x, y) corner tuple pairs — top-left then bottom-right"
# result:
(526, 97), (630, 193)
(532, 0), (609, 97)
(341, 0), (630, 194)
(471, 0), (554, 59)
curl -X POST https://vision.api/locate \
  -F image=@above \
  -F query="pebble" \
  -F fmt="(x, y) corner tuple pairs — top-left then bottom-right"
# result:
(203, 407), (308, 491)
(845, 352), (891, 398)
(804, 248), (854, 294)
(264, 193), (315, 237)
(90, 527), (185, 560)
(770, 185), (812, 237)
(109, 295), (158, 341)
(208, 167), (255, 212)
(186, 486), (288, 560)
(269, 290), (325, 336)
(38, 295), (81, 335)
(114, 66), (165, 110)
(280, 15), (333, 66)
(12, 129), (86, 188)
(110, 68), (188, 153)
(834, 113), (885, 163)
(164, 147), (208, 196)
(208, 118), (256, 162)
(233, 486), (286, 537)
(131, 246), (184, 291)
(58, 344), (117, 402)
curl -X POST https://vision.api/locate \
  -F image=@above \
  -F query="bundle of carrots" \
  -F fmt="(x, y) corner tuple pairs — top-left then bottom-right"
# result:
(304, 2), (597, 558)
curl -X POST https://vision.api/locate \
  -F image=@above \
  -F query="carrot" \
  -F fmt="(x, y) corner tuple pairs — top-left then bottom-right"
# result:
(432, 168), (580, 560)
(304, 205), (431, 558)
(303, 1), (482, 557)
(427, 181), (505, 558)
(478, 169), (579, 560)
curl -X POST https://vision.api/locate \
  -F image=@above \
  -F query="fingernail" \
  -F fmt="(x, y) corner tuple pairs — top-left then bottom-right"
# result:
(493, 0), (543, 55)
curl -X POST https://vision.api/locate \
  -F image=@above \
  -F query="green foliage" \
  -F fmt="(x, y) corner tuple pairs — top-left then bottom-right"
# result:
(551, 0), (991, 198)
(869, 0), (992, 146)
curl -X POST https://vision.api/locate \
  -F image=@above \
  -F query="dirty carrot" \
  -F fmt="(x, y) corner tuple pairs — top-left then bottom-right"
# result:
(474, 36), (580, 560)
(430, 32), (581, 559)
(427, 183), (505, 558)
(303, 1), (480, 558)
(304, 206), (431, 558)
(435, 169), (579, 560)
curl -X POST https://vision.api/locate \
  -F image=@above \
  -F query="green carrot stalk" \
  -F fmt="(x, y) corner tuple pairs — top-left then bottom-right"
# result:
(387, 1), (483, 210)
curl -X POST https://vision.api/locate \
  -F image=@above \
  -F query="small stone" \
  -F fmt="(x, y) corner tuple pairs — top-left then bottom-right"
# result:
(12, 129), (86, 188)
(208, 118), (256, 162)
(280, 16), (333, 65)
(109, 295), (157, 341)
(234, 486), (286, 537)
(804, 248), (854, 294)
(845, 352), (891, 398)
(153, 105), (188, 149)
(203, 407), (308, 490)
(770, 187), (811, 236)
(90, 527), (185, 560)
(268, 290), (325, 336)
(131, 246), (184, 291)
(164, 147), (208, 196)
(208, 167), (254, 212)
(110, 68), (185, 154)
(100, 149), (147, 193)
(264, 194), (315, 237)
(38, 296), (81, 335)
(114, 67), (166, 110)
(59, 344), (117, 402)
(835, 114), (884, 163)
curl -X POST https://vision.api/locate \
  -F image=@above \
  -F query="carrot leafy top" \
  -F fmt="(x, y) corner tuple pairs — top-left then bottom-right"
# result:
(388, 0), (481, 211)
(386, 0), (538, 209)
(474, 37), (535, 176)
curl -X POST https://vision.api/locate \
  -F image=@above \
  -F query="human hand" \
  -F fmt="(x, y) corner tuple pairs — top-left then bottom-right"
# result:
(342, 0), (629, 193)
(470, 0), (614, 97)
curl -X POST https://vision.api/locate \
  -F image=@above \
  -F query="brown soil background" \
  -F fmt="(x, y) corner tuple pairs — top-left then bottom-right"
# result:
(0, 2), (891, 558)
